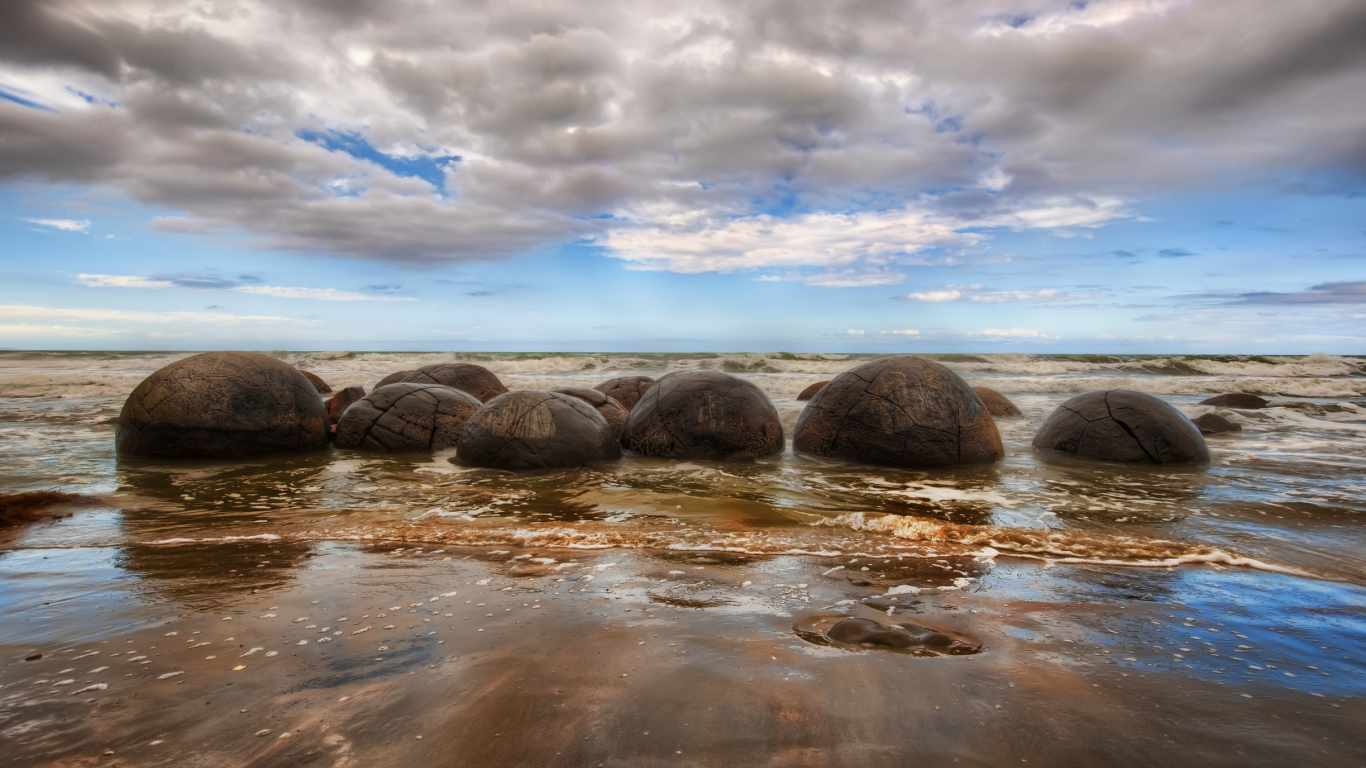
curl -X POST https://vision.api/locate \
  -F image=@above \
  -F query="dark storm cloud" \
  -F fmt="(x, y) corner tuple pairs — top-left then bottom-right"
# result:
(1, 0), (1365, 265)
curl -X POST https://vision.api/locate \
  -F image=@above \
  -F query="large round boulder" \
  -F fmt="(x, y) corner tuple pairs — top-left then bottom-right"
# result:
(401, 364), (507, 402)
(116, 351), (329, 459)
(1033, 389), (1209, 464)
(623, 371), (784, 460)
(793, 356), (1003, 468)
(972, 387), (1023, 417)
(456, 391), (621, 470)
(335, 383), (480, 452)
(550, 387), (629, 441)
(593, 376), (654, 411)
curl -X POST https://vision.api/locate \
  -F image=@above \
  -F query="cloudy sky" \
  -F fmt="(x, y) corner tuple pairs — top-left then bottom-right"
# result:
(2, 0), (1364, 352)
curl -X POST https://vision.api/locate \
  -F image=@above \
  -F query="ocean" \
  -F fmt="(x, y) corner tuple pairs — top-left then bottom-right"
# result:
(2, 351), (1364, 765)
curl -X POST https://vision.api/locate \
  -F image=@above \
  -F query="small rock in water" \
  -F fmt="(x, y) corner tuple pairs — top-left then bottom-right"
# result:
(1199, 393), (1268, 409)
(811, 617), (982, 656)
(1193, 413), (1242, 435)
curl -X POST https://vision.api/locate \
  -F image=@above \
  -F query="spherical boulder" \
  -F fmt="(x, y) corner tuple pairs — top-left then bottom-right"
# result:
(797, 381), (829, 401)
(623, 371), (784, 460)
(793, 356), (1002, 468)
(1033, 389), (1209, 464)
(550, 387), (629, 441)
(375, 370), (412, 389)
(300, 370), (332, 393)
(401, 363), (507, 402)
(1199, 393), (1268, 409)
(593, 376), (655, 411)
(972, 387), (1023, 417)
(326, 385), (367, 428)
(334, 383), (480, 452)
(1192, 412), (1241, 435)
(116, 351), (329, 459)
(456, 391), (621, 470)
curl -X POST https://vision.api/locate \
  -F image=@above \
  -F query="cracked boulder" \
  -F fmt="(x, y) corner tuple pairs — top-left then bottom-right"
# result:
(400, 363), (507, 402)
(116, 351), (329, 459)
(456, 390), (622, 470)
(972, 387), (1023, 417)
(624, 370), (784, 460)
(593, 376), (655, 411)
(793, 356), (1003, 468)
(375, 370), (413, 389)
(334, 383), (480, 452)
(1033, 389), (1209, 464)
(550, 387), (629, 441)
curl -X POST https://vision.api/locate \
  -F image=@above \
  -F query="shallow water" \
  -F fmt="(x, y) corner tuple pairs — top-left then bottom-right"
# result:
(2, 351), (1364, 766)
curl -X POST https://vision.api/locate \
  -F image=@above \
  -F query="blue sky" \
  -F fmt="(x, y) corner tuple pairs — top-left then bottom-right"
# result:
(2, 0), (1364, 352)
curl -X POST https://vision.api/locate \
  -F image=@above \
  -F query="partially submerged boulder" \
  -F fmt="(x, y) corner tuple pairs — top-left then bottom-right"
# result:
(401, 363), (507, 402)
(1033, 389), (1209, 464)
(550, 387), (629, 441)
(793, 356), (1003, 468)
(335, 383), (481, 452)
(594, 376), (655, 411)
(624, 371), (784, 460)
(972, 387), (1023, 417)
(1192, 412), (1242, 435)
(797, 381), (829, 401)
(1199, 393), (1268, 409)
(456, 390), (621, 470)
(300, 370), (331, 393)
(116, 351), (328, 459)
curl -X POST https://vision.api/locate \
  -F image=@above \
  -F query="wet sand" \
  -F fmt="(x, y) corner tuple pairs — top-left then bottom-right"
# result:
(3, 538), (1362, 767)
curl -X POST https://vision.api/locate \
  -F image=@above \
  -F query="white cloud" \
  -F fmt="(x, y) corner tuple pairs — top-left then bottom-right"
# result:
(898, 285), (1112, 303)
(0, 305), (298, 326)
(75, 274), (416, 301)
(26, 218), (91, 233)
(881, 329), (921, 336)
(965, 328), (1059, 339)
(0, 323), (115, 337)
(231, 286), (417, 302)
(843, 329), (866, 336)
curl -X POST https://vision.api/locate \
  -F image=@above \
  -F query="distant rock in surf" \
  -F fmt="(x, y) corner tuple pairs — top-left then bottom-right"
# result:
(1192, 412), (1242, 435)
(972, 386), (1023, 417)
(551, 387), (629, 441)
(1033, 389), (1209, 464)
(793, 356), (1003, 468)
(375, 370), (413, 389)
(594, 376), (655, 411)
(456, 390), (621, 470)
(300, 370), (331, 393)
(401, 363), (507, 402)
(116, 351), (328, 459)
(797, 380), (829, 401)
(326, 386), (366, 428)
(335, 383), (479, 452)
(623, 371), (784, 460)
(1199, 393), (1268, 409)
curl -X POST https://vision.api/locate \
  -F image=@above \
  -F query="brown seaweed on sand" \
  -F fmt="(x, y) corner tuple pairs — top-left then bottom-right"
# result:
(0, 491), (88, 527)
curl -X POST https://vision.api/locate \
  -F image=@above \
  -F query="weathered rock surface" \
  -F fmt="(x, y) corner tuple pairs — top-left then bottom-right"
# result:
(375, 371), (413, 389)
(335, 383), (481, 452)
(116, 351), (328, 458)
(624, 371), (784, 460)
(550, 387), (629, 441)
(593, 376), (655, 411)
(401, 364), (507, 402)
(1199, 393), (1269, 409)
(1033, 389), (1209, 464)
(793, 356), (1002, 468)
(972, 387), (1023, 417)
(821, 618), (982, 656)
(456, 390), (621, 470)
(300, 370), (331, 393)
(326, 386), (367, 426)
(1192, 412), (1242, 435)
(797, 381), (829, 401)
